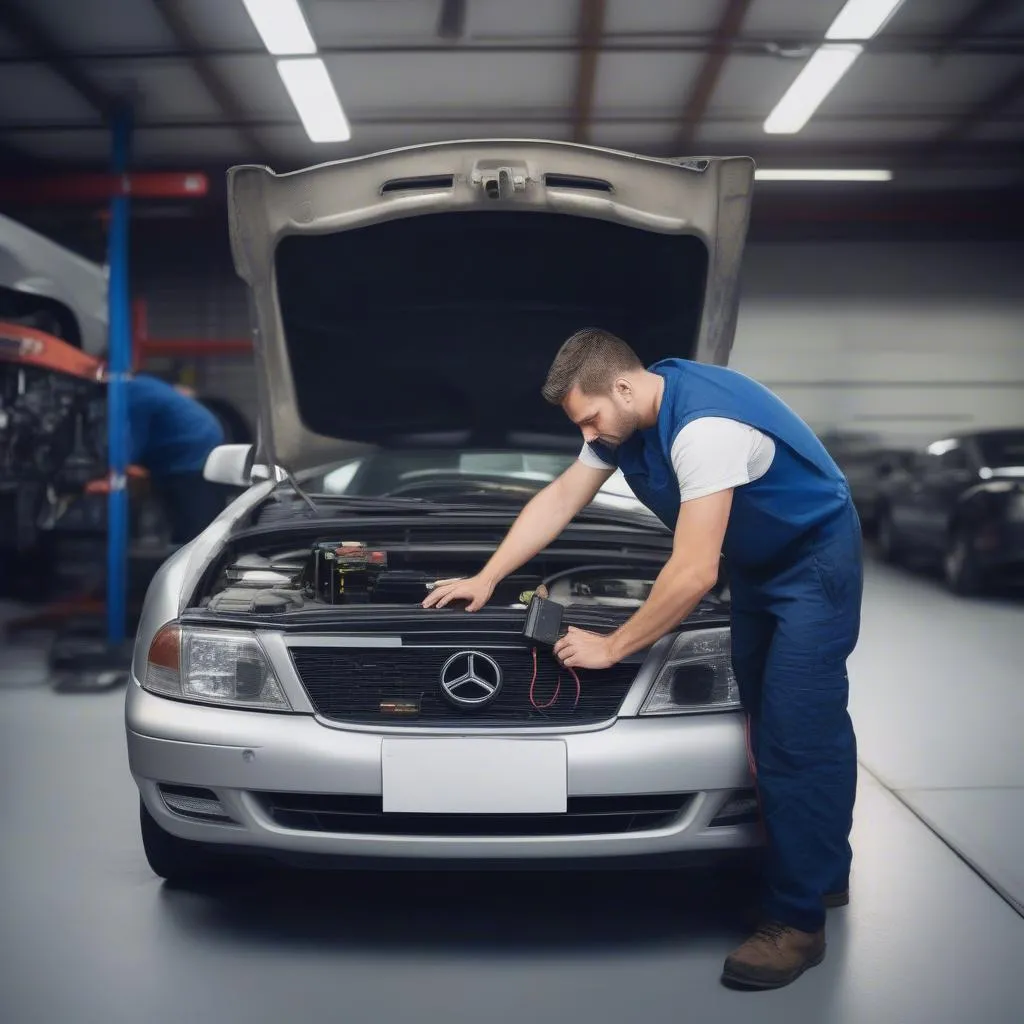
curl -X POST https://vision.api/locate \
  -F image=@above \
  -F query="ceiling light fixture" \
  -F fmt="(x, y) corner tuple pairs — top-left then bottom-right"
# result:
(277, 58), (351, 143)
(763, 44), (862, 134)
(755, 169), (892, 181)
(242, 0), (317, 56)
(763, 0), (906, 135)
(826, 0), (907, 41)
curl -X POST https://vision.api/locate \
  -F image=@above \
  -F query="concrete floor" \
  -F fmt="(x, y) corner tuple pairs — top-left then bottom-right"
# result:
(1, 560), (1022, 1024)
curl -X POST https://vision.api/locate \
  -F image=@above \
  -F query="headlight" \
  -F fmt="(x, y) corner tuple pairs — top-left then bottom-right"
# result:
(639, 628), (740, 715)
(144, 625), (290, 711)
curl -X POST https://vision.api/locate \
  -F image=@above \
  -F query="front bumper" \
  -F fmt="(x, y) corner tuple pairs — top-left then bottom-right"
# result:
(126, 683), (759, 864)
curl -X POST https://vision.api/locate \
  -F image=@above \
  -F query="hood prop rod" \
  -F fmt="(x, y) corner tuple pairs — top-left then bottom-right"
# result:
(282, 469), (321, 516)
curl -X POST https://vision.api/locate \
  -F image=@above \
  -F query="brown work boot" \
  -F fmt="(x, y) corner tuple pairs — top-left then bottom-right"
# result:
(721, 921), (826, 989)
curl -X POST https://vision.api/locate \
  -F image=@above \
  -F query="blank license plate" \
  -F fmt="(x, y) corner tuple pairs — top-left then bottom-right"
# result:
(381, 737), (567, 814)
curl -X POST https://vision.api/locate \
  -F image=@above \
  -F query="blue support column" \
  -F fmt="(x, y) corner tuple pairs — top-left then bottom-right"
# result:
(106, 108), (133, 647)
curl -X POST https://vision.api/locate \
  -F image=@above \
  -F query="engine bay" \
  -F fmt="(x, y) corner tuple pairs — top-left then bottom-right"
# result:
(0, 362), (105, 483)
(202, 537), (661, 615)
(0, 356), (107, 549)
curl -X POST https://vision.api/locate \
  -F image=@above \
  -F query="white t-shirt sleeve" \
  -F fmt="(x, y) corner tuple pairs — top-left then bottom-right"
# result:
(578, 442), (615, 469)
(670, 416), (775, 503)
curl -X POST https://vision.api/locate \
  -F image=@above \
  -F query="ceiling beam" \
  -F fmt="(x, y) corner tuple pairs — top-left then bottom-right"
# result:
(929, 65), (1024, 148)
(1, 35), (1022, 62)
(675, 0), (755, 149)
(8, 112), (1021, 133)
(0, 1), (114, 118)
(571, 0), (606, 143)
(930, 0), (1021, 59)
(149, 0), (266, 160)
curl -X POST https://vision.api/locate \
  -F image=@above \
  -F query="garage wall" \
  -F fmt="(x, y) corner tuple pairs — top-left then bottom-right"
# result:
(130, 224), (256, 430)
(729, 241), (1024, 447)
(131, 231), (1024, 450)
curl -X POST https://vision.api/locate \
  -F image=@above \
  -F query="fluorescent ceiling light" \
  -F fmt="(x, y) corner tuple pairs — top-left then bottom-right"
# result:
(755, 169), (892, 181)
(761, 1), (905, 135)
(826, 0), (907, 41)
(764, 44), (861, 134)
(242, 0), (316, 56)
(277, 58), (351, 143)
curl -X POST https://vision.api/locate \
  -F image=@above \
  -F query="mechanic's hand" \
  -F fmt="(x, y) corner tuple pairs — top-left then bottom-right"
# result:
(554, 627), (617, 670)
(421, 574), (495, 612)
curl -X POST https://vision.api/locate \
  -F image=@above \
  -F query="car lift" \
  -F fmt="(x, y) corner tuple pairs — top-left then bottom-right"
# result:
(1, 107), (210, 692)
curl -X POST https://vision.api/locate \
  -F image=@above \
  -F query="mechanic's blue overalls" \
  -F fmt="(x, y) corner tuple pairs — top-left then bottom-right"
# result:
(590, 358), (863, 933)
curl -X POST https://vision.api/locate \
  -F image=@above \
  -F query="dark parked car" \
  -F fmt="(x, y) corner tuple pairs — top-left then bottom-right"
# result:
(817, 431), (914, 533)
(875, 429), (1024, 594)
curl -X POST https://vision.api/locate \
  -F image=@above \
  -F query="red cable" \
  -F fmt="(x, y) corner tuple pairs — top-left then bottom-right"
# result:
(744, 713), (758, 780)
(528, 647), (582, 710)
(567, 665), (581, 707)
(529, 646), (560, 709)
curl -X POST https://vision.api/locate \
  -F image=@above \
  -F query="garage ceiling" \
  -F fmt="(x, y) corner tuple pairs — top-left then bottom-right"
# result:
(0, 0), (1021, 196)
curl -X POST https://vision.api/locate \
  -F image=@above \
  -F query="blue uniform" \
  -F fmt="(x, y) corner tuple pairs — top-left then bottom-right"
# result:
(125, 375), (224, 476)
(590, 358), (863, 933)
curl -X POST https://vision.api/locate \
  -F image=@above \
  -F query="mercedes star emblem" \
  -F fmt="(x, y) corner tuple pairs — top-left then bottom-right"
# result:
(439, 650), (503, 708)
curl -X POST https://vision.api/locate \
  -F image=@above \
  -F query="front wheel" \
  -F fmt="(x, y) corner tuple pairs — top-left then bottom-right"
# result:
(140, 798), (230, 883)
(943, 531), (987, 596)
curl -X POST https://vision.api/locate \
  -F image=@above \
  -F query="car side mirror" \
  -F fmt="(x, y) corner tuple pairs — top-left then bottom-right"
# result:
(203, 444), (255, 486)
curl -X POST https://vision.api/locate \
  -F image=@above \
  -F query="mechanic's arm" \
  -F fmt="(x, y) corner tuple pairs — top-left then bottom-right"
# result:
(422, 460), (613, 610)
(555, 488), (732, 668)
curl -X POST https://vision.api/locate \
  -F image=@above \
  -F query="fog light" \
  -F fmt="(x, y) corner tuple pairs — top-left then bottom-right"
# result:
(159, 784), (236, 824)
(710, 790), (760, 827)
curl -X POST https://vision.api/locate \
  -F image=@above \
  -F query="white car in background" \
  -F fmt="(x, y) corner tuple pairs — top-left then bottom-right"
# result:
(125, 139), (760, 881)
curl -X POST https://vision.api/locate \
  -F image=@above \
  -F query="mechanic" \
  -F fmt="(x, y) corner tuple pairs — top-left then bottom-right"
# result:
(423, 327), (863, 991)
(116, 372), (226, 544)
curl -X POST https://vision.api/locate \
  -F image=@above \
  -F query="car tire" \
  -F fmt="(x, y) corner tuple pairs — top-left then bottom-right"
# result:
(876, 508), (902, 564)
(943, 530), (986, 596)
(139, 798), (228, 883)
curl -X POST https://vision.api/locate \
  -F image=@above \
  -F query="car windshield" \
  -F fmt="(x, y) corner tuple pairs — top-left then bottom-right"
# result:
(299, 449), (643, 509)
(316, 450), (574, 496)
(976, 432), (1024, 470)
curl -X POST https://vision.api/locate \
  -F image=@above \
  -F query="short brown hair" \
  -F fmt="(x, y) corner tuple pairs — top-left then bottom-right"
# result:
(541, 328), (643, 405)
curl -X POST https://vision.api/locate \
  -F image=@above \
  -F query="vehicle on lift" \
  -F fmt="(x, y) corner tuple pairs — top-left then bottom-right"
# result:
(0, 210), (109, 353)
(125, 140), (763, 882)
(0, 212), (253, 587)
(875, 429), (1024, 594)
(0, 211), (252, 443)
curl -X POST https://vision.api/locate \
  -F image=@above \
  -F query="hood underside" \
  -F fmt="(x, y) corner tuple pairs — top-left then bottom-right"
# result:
(228, 140), (755, 473)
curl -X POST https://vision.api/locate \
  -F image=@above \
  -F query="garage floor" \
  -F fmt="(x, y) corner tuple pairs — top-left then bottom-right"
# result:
(1, 560), (1022, 1024)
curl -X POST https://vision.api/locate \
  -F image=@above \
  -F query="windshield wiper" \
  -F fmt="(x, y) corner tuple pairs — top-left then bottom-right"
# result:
(271, 490), (456, 514)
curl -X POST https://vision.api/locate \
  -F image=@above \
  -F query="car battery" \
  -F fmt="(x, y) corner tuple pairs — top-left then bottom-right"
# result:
(311, 541), (388, 604)
(369, 569), (435, 604)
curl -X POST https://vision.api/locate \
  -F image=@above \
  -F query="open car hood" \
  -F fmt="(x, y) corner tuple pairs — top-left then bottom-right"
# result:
(227, 140), (755, 474)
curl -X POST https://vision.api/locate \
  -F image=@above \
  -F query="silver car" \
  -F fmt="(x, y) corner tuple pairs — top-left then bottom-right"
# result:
(125, 140), (761, 881)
